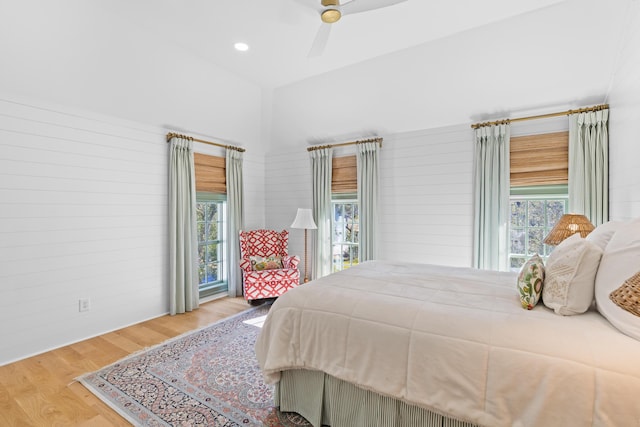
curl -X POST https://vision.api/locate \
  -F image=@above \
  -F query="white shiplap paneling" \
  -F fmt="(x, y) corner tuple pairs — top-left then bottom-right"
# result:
(264, 125), (476, 271)
(0, 96), (267, 365)
(608, 1), (640, 220)
(378, 126), (474, 266)
(264, 149), (312, 271)
(265, 119), (579, 272)
(243, 153), (267, 230)
(0, 98), (168, 365)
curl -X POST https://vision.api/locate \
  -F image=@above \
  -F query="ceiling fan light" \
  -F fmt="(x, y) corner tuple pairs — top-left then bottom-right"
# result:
(321, 8), (341, 23)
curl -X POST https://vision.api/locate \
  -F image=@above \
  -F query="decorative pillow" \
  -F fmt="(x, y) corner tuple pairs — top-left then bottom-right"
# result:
(609, 271), (640, 317)
(250, 255), (283, 271)
(595, 217), (640, 340)
(542, 233), (603, 315)
(586, 220), (624, 251)
(517, 254), (545, 310)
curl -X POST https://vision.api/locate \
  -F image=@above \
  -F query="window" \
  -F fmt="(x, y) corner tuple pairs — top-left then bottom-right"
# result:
(196, 194), (227, 298)
(332, 196), (359, 272)
(509, 186), (567, 271)
(509, 131), (569, 271)
(331, 155), (359, 273)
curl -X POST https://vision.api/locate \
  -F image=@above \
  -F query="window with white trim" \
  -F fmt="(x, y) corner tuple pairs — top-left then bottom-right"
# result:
(509, 186), (567, 271)
(509, 131), (569, 271)
(196, 194), (227, 298)
(331, 195), (359, 272)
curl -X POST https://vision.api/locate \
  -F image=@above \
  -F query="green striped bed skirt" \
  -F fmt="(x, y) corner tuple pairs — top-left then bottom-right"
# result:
(275, 369), (479, 427)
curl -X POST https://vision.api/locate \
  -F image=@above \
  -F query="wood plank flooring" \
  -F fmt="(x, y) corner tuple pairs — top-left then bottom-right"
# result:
(0, 296), (251, 426)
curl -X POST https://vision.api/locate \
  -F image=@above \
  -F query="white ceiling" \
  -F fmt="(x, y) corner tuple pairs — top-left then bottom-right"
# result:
(107, 0), (568, 89)
(0, 0), (634, 144)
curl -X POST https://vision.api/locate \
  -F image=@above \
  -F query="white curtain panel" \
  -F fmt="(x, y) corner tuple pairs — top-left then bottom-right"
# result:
(168, 137), (199, 315)
(310, 147), (333, 280)
(356, 141), (380, 262)
(473, 124), (511, 271)
(568, 109), (609, 226)
(226, 148), (244, 297)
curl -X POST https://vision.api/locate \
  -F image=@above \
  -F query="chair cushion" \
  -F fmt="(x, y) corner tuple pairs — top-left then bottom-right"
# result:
(250, 255), (283, 271)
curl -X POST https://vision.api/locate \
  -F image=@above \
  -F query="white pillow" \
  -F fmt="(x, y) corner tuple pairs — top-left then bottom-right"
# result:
(542, 233), (603, 315)
(595, 218), (640, 340)
(586, 220), (625, 251)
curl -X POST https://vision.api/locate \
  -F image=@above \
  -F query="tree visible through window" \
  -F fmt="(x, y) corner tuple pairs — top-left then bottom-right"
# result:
(509, 187), (567, 271)
(331, 197), (359, 272)
(196, 195), (227, 298)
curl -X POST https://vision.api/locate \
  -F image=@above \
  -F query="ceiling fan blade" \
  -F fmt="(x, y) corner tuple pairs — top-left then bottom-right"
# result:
(308, 24), (332, 58)
(341, 0), (408, 16)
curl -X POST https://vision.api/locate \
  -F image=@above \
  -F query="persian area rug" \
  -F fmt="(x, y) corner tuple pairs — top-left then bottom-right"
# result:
(77, 305), (311, 427)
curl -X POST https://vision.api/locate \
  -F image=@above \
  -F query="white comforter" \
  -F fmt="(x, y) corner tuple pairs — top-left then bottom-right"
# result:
(255, 261), (640, 427)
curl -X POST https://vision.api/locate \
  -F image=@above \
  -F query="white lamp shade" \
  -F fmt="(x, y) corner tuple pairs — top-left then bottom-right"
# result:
(291, 208), (317, 230)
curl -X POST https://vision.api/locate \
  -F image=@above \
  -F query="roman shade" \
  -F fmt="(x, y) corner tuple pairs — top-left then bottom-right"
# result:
(510, 131), (568, 187)
(194, 153), (226, 193)
(332, 155), (356, 193)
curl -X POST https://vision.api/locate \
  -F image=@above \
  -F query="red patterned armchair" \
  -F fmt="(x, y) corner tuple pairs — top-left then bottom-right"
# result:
(239, 229), (301, 303)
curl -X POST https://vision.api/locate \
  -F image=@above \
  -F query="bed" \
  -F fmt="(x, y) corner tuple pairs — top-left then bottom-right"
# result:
(255, 219), (640, 427)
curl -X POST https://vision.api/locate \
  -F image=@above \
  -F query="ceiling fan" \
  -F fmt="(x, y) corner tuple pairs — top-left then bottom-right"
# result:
(304, 0), (409, 57)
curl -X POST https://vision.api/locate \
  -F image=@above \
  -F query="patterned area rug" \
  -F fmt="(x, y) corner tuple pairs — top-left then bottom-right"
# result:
(78, 305), (311, 426)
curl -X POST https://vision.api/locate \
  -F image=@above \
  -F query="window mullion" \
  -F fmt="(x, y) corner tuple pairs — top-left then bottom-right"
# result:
(195, 198), (227, 298)
(509, 193), (567, 270)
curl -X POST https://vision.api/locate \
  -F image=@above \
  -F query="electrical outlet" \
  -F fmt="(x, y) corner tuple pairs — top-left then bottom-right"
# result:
(79, 298), (91, 312)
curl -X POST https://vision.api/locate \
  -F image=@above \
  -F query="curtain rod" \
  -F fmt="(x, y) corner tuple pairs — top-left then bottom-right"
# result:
(166, 132), (246, 152)
(470, 104), (609, 129)
(307, 137), (383, 152)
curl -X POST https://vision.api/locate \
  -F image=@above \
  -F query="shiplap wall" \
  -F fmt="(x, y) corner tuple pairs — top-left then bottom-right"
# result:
(265, 125), (475, 272)
(264, 150), (311, 270)
(0, 98), (168, 365)
(266, 118), (576, 274)
(378, 126), (474, 266)
(608, 1), (640, 220)
(376, 117), (564, 265)
(0, 97), (265, 365)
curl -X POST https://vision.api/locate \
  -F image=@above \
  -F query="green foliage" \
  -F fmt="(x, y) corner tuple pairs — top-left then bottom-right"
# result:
(196, 200), (225, 286)
(509, 196), (566, 271)
(332, 200), (360, 272)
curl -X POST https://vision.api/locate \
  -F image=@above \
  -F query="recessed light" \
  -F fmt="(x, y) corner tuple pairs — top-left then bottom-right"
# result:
(234, 42), (249, 52)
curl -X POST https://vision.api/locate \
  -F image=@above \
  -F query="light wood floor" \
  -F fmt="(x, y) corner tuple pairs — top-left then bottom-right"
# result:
(0, 296), (251, 426)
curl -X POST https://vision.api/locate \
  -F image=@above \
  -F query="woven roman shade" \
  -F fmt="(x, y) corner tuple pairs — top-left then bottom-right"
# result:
(510, 131), (568, 187)
(332, 155), (357, 193)
(194, 153), (226, 193)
